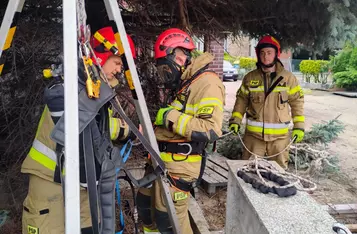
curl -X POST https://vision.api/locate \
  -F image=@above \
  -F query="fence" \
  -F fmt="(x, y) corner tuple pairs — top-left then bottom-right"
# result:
(279, 58), (303, 73)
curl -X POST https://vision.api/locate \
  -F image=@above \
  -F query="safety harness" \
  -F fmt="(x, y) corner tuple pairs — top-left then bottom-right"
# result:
(46, 66), (162, 233)
(157, 67), (216, 194)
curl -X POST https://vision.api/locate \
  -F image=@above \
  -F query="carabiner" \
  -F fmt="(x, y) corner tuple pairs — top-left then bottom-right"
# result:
(177, 143), (192, 156)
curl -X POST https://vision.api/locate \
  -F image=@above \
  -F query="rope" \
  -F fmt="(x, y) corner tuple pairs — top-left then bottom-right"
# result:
(76, 0), (88, 42)
(221, 131), (317, 192)
(237, 133), (295, 160)
(131, 141), (142, 146)
(220, 130), (234, 138)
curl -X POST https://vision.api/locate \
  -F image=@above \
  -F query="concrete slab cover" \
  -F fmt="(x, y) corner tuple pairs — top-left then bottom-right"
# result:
(225, 160), (337, 234)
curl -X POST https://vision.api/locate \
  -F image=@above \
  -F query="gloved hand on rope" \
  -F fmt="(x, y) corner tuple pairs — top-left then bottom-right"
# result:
(154, 106), (174, 126)
(229, 123), (240, 135)
(292, 129), (304, 143)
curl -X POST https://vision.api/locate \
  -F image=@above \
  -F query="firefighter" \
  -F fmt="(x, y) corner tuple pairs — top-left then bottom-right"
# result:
(136, 28), (225, 234)
(229, 35), (305, 169)
(21, 26), (137, 234)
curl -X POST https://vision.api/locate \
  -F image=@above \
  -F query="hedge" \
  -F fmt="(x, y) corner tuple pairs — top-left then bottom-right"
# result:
(299, 60), (330, 83)
(239, 57), (257, 71)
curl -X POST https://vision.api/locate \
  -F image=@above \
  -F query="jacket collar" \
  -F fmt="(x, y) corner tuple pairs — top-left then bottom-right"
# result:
(181, 52), (214, 81)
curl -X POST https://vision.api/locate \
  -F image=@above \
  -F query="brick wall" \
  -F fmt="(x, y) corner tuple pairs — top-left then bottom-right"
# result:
(205, 37), (224, 80)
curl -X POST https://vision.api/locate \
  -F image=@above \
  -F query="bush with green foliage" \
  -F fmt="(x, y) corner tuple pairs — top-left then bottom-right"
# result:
(348, 47), (357, 70)
(239, 57), (257, 71)
(331, 49), (352, 73)
(224, 52), (238, 64)
(333, 69), (357, 90)
(299, 60), (329, 83)
(331, 46), (357, 90)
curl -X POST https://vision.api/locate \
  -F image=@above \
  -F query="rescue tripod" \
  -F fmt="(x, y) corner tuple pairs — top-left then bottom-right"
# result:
(0, 0), (181, 233)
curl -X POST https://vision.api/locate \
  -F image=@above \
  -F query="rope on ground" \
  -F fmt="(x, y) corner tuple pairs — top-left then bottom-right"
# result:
(220, 131), (317, 192)
(290, 143), (337, 170)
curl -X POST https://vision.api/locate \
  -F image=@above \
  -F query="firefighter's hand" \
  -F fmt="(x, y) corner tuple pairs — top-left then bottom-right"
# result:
(154, 106), (174, 126)
(132, 124), (143, 142)
(229, 123), (240, 135)
(292, 129), (304, 143)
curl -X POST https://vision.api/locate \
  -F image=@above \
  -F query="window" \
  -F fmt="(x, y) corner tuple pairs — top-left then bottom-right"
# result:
(224, 38), (228, 52)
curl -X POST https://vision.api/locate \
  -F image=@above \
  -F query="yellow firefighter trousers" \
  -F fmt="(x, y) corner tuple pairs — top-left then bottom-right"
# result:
(22, 175), (92, 234)
(137, 157), (201, 234)
(242, 134), (290, 169)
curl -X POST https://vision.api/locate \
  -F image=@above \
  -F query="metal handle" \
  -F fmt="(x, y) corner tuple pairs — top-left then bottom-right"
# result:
(333, 223), (352, 234)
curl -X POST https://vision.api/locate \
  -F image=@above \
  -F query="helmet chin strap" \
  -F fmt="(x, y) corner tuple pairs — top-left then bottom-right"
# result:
(258, 56), (278, 69)
(260, 61), (276, 68)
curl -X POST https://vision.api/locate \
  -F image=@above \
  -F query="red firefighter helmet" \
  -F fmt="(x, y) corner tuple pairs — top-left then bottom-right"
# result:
(255, 35), (281, 58)
(91, 26), (136, 66)
(154, 28), (196, 59)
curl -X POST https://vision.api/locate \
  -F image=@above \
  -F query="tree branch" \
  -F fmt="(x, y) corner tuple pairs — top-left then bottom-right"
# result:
(178, 0), (190, 31)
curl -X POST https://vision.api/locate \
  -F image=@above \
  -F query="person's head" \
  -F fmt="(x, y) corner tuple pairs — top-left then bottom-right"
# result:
(154, 28), (196, 89)
(255, 35), (281, 69)
(90, 26), (136, 79)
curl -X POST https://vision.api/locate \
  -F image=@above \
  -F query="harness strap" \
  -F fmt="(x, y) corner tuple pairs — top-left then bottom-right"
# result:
(115, 172), (125, 234)
(115, 140), (134, 234)
(166, 149), (207, 195)
(195, 149), (207, 188)
(167, 175), (193, 192)
(265, 76), (284, 98)
(98, 147), (119, 234)
(158, 141), (206, 155)
(110, 98), (166, 173)
(178, 69), (216, 94)
(83, 122), (100, 234)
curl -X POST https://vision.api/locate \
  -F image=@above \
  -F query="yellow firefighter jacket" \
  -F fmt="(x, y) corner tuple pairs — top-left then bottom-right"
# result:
(21, 105), (130, 183)
(155, 52), (225, 147)
(229, 62), (304, 142)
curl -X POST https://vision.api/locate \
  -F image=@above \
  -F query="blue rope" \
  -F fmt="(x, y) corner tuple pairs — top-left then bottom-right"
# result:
(115, 140), (133, 234)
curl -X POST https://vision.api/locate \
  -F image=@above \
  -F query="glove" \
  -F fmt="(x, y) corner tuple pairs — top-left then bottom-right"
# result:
(229, 123), (240, 135)
(154, 106), (174, 126)
(292, 129), (304, 143)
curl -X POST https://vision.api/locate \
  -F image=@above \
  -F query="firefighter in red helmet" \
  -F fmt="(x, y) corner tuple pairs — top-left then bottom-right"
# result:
(91, 26), (136, 66)
(91, 26), (136, 84)
(229, 35), (305, 169)
(21, 26), (137, 234)
(136, 28), (225, 234)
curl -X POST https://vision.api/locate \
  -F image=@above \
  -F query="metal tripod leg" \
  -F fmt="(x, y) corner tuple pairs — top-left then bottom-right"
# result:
(0, 0), (25, 75)
(102, 0), (181, 233)
(63, 0), (81, 233)
(0, 0), (81, 233)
